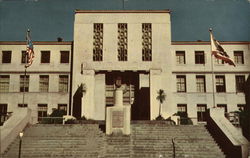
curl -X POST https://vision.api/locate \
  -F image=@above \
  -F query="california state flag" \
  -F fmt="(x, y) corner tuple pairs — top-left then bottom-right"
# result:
(209, 29), (235, 66)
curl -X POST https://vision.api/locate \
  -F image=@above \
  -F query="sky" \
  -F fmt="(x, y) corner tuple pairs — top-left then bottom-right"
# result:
(0, 0), (249, 41)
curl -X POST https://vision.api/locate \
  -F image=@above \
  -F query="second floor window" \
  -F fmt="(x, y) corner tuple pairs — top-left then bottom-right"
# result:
(2, 51), (11, 63)
(0, 75), (10, 92)
(196, 75), (206, 92)
(234, 51), (244, 64)
(39, 75), (49, 92)
(176, 75), (186, 92)
(20, 75), (29, 92)
(58, 104), (67, 112)
(235, 75), (245, 93)
(142, 23), (152, 61)
(118, 23), (128, 61)
(195, 51), (205, 64)
(176, 51), (185, 64)
(217, 104), (227, 113)
(216, 75), (226, 92)
(18, 104), (28, 108)
(21, 51), (28, 64)
(59, 75), (68, 92)
(41, 51), (50, 63)
(93, 23), (103, 61)
(60, 51), (69, 63)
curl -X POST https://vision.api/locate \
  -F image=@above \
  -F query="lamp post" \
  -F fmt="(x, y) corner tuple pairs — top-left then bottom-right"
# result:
(18, 132), (23, 158)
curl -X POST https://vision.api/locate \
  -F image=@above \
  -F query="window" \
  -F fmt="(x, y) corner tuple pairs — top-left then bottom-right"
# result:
(21, 51), (28, 64)
(41, 51), (50, 63)
(196, 75), (206, 92)
(216, 75), (226, 92)
(38, 104), (48, 122)
(59, 75), (68, 92)
(20, 75), (29, 92)
(197, 104), (207, 122)
(176, 75), (186, 92)
(176, 51), (185, 64)
(39, 75), (49, 92)
(217, 104), (227, 113)
(215, 58), (225, 65)
(18, 104), (28, 108)
(93, 23), (103, 61)
(0, 75), (10, 92)
(118, 23), (128, 61)
(234, 51), (244, 64)
(0, 104), (8, 124)
(235, 75), (245, 93)
(2, 51), (11, 63)
(177, 104), (187, 117)
(142, 23), (152, 61)
(60, 51), (69, 63)
(58, 104), (67, 112)
(237, 104), (245, 111)
(195, 51), (205, 64)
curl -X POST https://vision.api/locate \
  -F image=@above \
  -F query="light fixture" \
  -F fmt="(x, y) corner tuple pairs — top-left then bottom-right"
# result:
(19, 132), (23, 138)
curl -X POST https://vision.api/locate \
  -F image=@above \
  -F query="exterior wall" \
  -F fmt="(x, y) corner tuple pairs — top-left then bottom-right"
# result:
(72, 11), (171, 120)
(0, 42), (72, 123)
(170, 42), (250, 120)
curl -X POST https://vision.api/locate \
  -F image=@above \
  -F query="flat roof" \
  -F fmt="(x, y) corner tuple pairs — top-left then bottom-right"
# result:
(0, 41), (73, 45)
(75, 10), (171, 14)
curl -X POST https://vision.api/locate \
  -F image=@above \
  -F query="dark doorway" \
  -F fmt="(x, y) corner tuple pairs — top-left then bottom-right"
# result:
(72, 85), (83, 119)
(105, 71), (150, 120)
(132, 87), (150, 120)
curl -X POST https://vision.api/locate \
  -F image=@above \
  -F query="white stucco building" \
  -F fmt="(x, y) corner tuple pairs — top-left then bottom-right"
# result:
(0, 10), (249, 123)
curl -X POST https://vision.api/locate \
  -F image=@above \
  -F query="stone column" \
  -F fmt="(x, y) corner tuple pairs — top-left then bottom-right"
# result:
(150, 69), (162, 120)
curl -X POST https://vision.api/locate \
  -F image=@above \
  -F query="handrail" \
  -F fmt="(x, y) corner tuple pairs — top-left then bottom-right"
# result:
(172, 138), (176, 158)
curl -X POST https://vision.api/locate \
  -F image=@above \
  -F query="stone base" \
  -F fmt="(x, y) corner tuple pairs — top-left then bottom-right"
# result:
(106, 105), (131, 135)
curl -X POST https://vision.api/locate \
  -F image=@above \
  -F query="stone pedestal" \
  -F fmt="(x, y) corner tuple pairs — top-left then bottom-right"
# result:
(106, 88), (131, 135)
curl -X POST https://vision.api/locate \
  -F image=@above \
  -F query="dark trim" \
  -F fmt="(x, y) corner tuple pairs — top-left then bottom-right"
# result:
(0, 71), (70, 74)
(75, 10), (171, 14)
(172, 71), (250, 74)
(0, 41), (73, 45)
(172, 41), (250, 45)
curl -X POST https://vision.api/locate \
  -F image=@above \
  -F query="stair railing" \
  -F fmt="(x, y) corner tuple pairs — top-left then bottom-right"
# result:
(172, 138), (176, 158)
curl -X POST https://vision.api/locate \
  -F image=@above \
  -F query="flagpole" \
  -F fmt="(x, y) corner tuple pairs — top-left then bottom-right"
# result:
(209, 28), (216, 108)
(22, 30), (29, 107)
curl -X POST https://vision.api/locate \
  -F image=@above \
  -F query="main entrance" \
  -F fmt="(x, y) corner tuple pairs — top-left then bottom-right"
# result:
(105, 71), (150, 120)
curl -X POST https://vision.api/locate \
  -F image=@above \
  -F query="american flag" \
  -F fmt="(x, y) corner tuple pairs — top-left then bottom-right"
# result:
(209, 29), (235, 66)
(25, 30), (34, 68)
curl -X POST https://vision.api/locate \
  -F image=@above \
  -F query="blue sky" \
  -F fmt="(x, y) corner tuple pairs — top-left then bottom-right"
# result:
(0, 0), (249, 41)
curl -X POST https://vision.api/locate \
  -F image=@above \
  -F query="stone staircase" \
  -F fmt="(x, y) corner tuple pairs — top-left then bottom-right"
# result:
(2, 122), (225, 158)
(2, 124), (105, 158)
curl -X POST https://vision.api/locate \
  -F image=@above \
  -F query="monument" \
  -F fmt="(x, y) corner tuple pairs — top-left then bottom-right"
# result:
(106, 77), (131, 135)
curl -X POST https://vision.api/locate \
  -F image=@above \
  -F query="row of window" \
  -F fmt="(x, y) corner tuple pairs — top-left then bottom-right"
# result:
(176, 51), (244, 65)
(0, 75), (69, 92)
(176, 75), (245, 93)
(93, 23), (152, 61)
(177, 104), (245, 122)
(0, 104), (67, 122)
(1, 50), (70, 64)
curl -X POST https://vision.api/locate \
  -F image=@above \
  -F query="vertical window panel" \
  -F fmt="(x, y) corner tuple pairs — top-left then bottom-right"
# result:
(59, 75), (68, 92)
(93, 23), (103, 61)
(0, 75), (10, 92)
(142, 23), (152, 61)
(118, 23), (128, 61)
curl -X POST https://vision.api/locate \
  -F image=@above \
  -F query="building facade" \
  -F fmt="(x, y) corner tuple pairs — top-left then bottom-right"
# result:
(0, 41), (72, 123)
(0, 10), (249, 123)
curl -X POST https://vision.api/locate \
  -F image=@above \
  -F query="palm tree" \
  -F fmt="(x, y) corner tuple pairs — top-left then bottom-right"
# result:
(156, 89), (166, 119)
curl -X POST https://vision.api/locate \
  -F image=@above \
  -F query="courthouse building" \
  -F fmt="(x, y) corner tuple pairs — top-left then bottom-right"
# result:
(0, 10), (249, 123)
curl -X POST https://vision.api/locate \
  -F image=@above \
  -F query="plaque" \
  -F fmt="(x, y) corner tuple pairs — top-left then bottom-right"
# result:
(112, 111), (124, 128)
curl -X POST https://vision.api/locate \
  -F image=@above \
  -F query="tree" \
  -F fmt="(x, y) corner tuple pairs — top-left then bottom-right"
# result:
(156, 89), (166, 120)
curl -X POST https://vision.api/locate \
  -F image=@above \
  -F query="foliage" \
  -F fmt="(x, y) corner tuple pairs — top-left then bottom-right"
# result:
(65, 118), (77, 124)
(50, 109), (67, 117)
(156, 89), (166, 119)
(155, 115), (165, 120)
(176, 112), (193, 125)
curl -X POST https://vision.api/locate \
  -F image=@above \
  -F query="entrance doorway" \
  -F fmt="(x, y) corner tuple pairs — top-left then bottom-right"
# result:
(105, 71), (150, 120)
